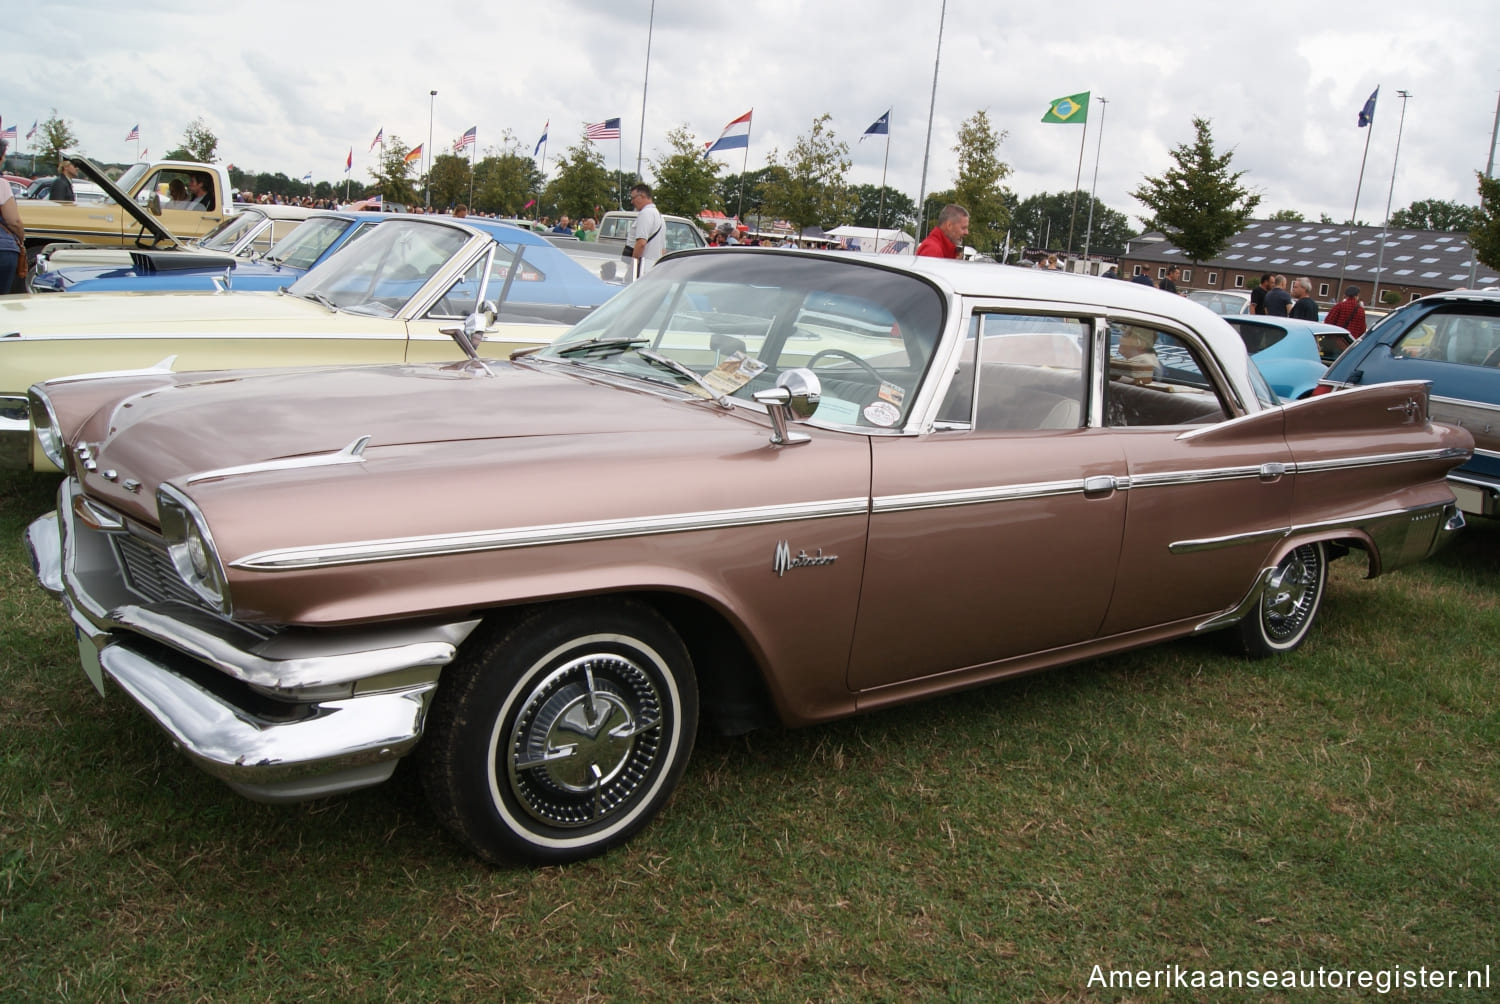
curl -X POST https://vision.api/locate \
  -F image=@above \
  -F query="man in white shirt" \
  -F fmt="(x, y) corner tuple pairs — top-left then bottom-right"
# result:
(629, 184), (665, 275)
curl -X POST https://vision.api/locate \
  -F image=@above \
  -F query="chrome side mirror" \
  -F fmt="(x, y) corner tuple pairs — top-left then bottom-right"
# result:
(148, 193), (163, 217)
(752, 368), (821, 445)
(440, 301), (497, 362)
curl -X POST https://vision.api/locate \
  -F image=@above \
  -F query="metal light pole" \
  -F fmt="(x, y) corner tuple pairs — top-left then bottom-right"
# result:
(1468, 90), (1500, 288)
(1372, 90), (1411, 306)
(426, 89), (437, 210)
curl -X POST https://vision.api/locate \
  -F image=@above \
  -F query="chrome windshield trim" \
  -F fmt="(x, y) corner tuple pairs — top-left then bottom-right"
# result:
(232, 497), (870, 571)
(1292, 447), (1471, 474)
(872, 477), (1112, 514)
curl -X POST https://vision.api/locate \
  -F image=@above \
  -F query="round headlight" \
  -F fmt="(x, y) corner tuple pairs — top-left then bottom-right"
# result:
(27, 390), (67, 470)
(157, 485), (231, 613)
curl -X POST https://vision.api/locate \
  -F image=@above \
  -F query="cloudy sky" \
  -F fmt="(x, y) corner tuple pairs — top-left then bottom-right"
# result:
(11, 0), (1499, 230)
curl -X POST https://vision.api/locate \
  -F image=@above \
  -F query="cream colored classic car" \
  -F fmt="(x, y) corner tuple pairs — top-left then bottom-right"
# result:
(0, 215), (622, 469)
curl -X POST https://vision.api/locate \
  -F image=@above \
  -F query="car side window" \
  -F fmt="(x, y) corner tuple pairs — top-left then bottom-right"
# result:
(666, 222), (700, 251)
(936, 312), (1087, 430)
(1392, 306), (1500, 367)
(1105, 323), (1231, 427)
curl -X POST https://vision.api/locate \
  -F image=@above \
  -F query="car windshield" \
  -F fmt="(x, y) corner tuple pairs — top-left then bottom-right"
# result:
(286, 219), (472, 317)
(115, 162), (148, 194)
(266, 217), (367, 270)
(198, 210), (264, 253)
(535, 251), (945, 430)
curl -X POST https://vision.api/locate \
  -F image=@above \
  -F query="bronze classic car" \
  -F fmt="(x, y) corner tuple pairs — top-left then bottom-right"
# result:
(25, 248), (1472, 864)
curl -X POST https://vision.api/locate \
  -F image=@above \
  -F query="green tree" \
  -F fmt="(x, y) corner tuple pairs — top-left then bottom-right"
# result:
(717, 166), (778, 220)
(849, 184), (917, 231)
(469, 132), (545, 216)
(1010, 190), (1133, 256)
(1470, 172), (1500, 272)
(651, 126), (721, 219)
(948, 110), (1012, 254)
(760, 114), (855, 231)
(1131, 117), (1261, 265)
(36, 110), (77, 171)
(370, 136), (419, 206)
(429, 153), (472, 210)
(1390, 198), (1478, 232)
(1268, 208), (1305, 221)
(542, 136), (615, 221)
(166, 117), (218, 162)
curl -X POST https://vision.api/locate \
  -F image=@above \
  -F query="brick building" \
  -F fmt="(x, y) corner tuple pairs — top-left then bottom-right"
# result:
(1118, 219), (1498, 307)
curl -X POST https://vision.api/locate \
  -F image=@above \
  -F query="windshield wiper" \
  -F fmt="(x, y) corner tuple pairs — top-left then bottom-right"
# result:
(294, 289), (339, 313)
(636, 349), (733, 408)
(553, 336), (650, 358)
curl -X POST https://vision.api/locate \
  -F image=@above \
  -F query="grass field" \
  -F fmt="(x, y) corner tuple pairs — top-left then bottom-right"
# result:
(2, 468), (1496, 1002)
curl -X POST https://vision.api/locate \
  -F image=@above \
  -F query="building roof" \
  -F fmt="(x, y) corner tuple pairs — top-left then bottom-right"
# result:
(1124, 220), (1498, 291)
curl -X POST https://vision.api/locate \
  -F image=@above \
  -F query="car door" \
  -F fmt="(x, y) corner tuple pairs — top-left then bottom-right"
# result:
(1348, 300), (1500, 499)
(849, 309), (1128, 692)
(1095, 318), (1296, 635)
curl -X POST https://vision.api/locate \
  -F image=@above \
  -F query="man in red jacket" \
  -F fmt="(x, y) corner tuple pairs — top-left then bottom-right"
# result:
(1324, 285), (1368, 337)
(916, 204), (969, 258)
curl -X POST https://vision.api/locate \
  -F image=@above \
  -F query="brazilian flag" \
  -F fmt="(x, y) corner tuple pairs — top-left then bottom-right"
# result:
(1041, 92), (1090, 124)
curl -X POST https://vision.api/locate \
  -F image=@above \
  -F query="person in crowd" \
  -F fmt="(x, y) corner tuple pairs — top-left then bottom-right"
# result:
(1130, 268), (1156, 286)
(1289, 277), (1319, 320)
(1102, 266), (1119, 279)
(1159, 264), (1181, 294)
(167, 179), (191, 209)
(0, 141), (24, 293)
(916, 204), (969, 258)
(453, 204), (469, 218)
(1324, 285), (1367, 337)
(185, 173), (213, 211)
(1263, 274), (1292, 317)
(1250, 273), (1273, 314)
(575, 217), (597, 241)
(49, 158), (79, 201)
(715, 222), (739, 245)
(628, 184), (665, 275)
(552, 215), (573, 235)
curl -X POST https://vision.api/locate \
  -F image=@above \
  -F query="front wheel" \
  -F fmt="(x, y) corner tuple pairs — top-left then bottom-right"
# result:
(420, 599), (697, 864)
(1234, 541), (1327, 658)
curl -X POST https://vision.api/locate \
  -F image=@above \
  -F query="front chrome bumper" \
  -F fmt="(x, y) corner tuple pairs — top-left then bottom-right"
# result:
(25, 481), (482, 802)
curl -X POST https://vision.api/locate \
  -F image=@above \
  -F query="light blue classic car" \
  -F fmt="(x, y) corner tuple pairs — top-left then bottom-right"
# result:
(1222, 315), (1352, 400)
(29, 211), (386, 294)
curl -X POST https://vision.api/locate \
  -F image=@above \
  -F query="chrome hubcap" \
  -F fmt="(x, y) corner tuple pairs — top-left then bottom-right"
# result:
(1262, 545), (1320, 642)
(506, 654), (664, 828)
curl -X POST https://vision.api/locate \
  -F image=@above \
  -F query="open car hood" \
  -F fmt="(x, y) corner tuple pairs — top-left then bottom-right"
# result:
(67, 154), (182, 250)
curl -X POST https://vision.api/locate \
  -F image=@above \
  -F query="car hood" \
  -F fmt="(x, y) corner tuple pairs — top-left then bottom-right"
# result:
(68, 154), (181, 249)
(78, 360), (765, 509)
(0, 288), (330, 333)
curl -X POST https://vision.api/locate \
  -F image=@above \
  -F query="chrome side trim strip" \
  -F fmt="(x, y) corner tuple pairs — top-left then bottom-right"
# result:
(1128, 465), (1264, 488)
(233, 496), (871, 571)
(183, 436), (371, 485)
(1431, 394), (1500, 414)
(1168, 502), (1443, 554)
(872, 477), (1110, 514)
(1292, 447), (1470, 474)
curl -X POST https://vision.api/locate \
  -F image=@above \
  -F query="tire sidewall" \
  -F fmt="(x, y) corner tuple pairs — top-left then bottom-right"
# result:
(1241, 541), (1327, 657)
(438, 601), (697, 863)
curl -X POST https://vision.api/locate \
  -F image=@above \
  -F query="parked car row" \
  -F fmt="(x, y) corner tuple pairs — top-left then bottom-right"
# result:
(16, 246), (1475, 865)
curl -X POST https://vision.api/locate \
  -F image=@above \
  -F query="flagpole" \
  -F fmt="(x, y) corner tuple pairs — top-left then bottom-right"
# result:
(636, 0), (656, 181)
(1372, 90), (1410, 306)
(617, 134), (623, 210)
(1336, 93), (1379, 304)
(736, 113), (752, 222)
(1066, 111), (1089, 257)
(1082, 97), (1108, 264)
(915, 0), (947, 241)
(469, 140), (476, 209)
(876, 126), (891, 252)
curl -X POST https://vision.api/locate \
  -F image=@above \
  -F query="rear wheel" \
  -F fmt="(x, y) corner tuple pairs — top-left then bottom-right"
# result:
(1235, 541), (1327, 658)
(421, 599), (697, 864)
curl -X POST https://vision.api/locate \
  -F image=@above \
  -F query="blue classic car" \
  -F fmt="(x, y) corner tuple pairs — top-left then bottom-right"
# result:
(1223, 315), (1352, 400)
(29, 211), (387, 294)
(1319, 288), (1500, 517)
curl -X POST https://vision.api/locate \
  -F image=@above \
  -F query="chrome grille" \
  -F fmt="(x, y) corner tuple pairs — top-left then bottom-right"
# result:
(114, 532), (202, 607)
(110, 530), (281, 642)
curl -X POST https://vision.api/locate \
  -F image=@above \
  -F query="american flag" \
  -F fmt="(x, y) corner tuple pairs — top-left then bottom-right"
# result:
(0, 124), (15, 141)
(586, 118), (621, 141)
(26, 120), (37, 140)
(125, 124), (140, 142)
(453, 126), (476, 152)
(880, 240), (910, 254)
(370, 127), (384, 151)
